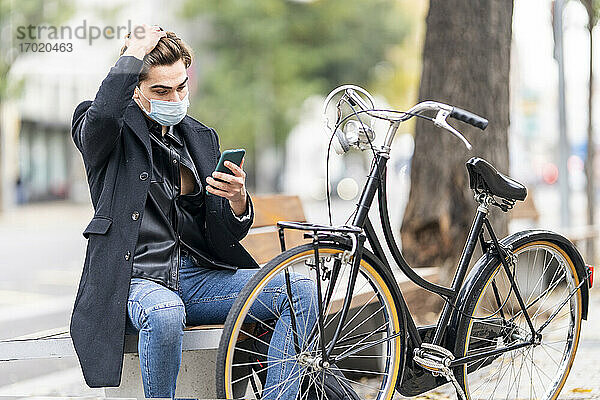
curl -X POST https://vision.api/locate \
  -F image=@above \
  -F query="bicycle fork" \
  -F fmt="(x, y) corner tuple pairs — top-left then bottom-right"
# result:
(282, 228), (366, 369)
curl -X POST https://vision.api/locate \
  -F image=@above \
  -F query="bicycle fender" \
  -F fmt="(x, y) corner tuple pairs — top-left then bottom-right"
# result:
(447, 229), (590, 347)
(358, 246), (409, 389)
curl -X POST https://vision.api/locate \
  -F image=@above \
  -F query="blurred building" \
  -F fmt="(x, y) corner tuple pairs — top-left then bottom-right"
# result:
(1, 0), (191, 211)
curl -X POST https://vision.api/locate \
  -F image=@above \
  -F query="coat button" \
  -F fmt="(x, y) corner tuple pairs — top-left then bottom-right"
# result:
(131, 211), (140, 220)
(172, 159), (178, 164)
(139, 172), (149, 180)
(124, 251), (131, 261)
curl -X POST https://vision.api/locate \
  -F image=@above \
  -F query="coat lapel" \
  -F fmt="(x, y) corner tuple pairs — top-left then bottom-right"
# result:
(123, 101), (222, 216)
(124, 100), (152, 162)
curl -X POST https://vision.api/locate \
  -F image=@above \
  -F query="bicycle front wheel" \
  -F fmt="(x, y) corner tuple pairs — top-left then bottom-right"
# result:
(216, 242), (404, 400)
(453, 238), (583, 400)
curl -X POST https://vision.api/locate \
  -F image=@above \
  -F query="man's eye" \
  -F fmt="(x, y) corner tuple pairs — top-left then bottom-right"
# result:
(177, 86), (185, 91)
(155, 90), (168, 95)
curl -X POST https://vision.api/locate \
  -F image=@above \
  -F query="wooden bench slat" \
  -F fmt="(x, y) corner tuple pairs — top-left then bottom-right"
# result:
(241, 229), (310, 264)
(251, 194), (307, 228)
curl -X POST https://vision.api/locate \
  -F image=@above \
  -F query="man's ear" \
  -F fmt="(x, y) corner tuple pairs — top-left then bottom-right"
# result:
(132, 85), (140, 100)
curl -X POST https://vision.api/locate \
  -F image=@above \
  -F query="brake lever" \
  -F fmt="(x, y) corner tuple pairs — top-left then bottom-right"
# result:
(434, 109), (472, 150)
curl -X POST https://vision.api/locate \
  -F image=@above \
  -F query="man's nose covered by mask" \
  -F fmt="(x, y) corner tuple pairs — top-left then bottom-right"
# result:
(137, 86), (190, 126)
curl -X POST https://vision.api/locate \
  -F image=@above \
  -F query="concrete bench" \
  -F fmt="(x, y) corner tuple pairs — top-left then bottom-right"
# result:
(0, 194), (439, 398)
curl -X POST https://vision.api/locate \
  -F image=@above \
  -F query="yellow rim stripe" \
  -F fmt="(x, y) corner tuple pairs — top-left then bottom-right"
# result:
(224, 248), (402, 400)
(462, 241), (582, 400)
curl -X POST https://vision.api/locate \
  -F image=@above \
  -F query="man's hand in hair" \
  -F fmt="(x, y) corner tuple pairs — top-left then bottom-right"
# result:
(123, 24), (166, 60)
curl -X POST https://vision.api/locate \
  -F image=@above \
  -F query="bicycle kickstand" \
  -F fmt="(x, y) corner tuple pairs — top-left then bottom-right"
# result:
(413, 343), (467, 400)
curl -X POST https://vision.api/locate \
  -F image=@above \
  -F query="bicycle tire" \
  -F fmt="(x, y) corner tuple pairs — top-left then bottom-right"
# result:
(452, 236), (584, 400)
(215, 242), (405, 399)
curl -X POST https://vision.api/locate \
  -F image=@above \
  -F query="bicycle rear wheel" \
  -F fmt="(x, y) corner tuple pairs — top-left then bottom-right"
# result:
(453, 238), (583, 400)
(215, 243), (404, 400)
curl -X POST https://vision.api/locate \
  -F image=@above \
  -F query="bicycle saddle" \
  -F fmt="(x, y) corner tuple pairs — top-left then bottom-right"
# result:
(466, 157), (527, 201)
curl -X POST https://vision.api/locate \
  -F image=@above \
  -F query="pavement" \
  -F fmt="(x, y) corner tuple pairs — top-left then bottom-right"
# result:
(394, 289), (600, 400)
(0, 201), (104, 397)
(0, 200), (599, 399)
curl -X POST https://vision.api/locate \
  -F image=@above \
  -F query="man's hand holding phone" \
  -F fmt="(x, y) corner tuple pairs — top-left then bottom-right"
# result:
(206, 150), (248, 217)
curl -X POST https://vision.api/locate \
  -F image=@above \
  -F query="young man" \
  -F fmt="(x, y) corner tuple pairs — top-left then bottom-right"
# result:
(69, 24), (316, 399)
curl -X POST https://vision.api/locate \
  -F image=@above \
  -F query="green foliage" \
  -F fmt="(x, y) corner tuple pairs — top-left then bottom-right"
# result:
(580, 0), (600, 28)
(0, 0), (75, 101)
(178, 0), (410, 153)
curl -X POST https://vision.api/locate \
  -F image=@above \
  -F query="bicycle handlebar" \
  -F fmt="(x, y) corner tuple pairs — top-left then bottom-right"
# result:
(324, 85), (490, 152)
(450, 107), (488, 130)
(389, 101), (479, 150)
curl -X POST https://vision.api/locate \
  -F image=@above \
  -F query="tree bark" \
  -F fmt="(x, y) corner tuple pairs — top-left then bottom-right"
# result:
(401, 0), (514, 272)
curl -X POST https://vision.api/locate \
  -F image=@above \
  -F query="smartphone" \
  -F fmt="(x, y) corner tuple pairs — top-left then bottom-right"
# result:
(206, 148), (246, 193)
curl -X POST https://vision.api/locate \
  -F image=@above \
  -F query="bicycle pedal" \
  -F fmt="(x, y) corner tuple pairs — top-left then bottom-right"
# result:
(414, 343), (454, 365)
(413, 344), (466, 400)
(413, 344), (453, 373)
(420, 343), (455, 358)
(413, 354), (446, 373)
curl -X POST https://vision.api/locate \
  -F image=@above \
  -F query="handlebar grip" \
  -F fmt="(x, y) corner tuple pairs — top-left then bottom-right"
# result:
(450, 107), (488, 130)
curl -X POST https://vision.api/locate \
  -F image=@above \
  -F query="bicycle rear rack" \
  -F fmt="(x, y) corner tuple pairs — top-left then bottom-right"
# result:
(276, 221), (363, 253)
(276, 220), (367, 362)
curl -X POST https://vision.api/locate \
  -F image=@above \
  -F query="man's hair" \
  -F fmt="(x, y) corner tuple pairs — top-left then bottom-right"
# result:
(120, 30), (194, 82)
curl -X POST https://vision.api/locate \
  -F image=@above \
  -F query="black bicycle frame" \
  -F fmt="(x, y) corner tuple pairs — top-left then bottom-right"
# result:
(340, 149), (538, 356)
(278, 147), (539, 370)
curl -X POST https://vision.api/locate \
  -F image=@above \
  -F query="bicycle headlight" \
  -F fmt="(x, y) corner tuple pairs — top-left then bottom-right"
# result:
(323, 85), (377, 155)
(343, 120), (376, 151)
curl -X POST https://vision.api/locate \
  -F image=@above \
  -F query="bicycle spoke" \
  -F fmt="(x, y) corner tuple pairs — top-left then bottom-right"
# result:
(334, 372), (386, 393)
(323, 276), (371, 332)
(232, 355), (298, 368)
(239, 328), (288, 358)
(221, 246), (403, 400)
(336, 303), (385, 344)
(260, 364), (304, 399)
(231, 355), (297, 385)
(250, 298), (309, 349)
(460, 243), (581, 400)
(334, 320), (391, 362)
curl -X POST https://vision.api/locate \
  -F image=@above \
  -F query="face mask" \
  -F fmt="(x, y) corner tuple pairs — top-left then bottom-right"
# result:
(136, 86), (190, 126)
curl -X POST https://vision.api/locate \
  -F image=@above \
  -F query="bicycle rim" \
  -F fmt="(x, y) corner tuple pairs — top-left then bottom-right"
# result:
(220, 245), (403, 400)
(456, 240), (582, 400)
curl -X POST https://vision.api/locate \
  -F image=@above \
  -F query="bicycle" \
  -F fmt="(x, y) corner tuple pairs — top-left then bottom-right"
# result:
(215, 85), (593, 400)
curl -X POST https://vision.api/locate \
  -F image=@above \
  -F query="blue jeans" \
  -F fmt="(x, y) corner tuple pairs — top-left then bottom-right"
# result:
(125, 253), (317, 399)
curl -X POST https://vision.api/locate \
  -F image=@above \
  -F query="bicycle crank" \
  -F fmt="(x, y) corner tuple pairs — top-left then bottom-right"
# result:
(413, 343), (466, 400)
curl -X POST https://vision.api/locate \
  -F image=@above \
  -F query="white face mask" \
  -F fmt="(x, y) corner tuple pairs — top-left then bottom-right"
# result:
(136, 86), (190, 126)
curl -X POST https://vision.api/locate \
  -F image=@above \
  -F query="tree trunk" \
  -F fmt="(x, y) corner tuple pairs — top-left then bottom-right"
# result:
(401, 0), (514, 273)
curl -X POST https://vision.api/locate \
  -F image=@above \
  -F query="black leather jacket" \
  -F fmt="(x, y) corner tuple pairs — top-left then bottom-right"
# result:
(131, 116), (252, 291)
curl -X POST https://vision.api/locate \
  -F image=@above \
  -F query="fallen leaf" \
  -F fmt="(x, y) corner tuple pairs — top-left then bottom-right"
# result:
(571, 388), (593, 393)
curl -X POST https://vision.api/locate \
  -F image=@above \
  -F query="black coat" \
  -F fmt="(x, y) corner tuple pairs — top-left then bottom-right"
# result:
(68, 55), (260, 388)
